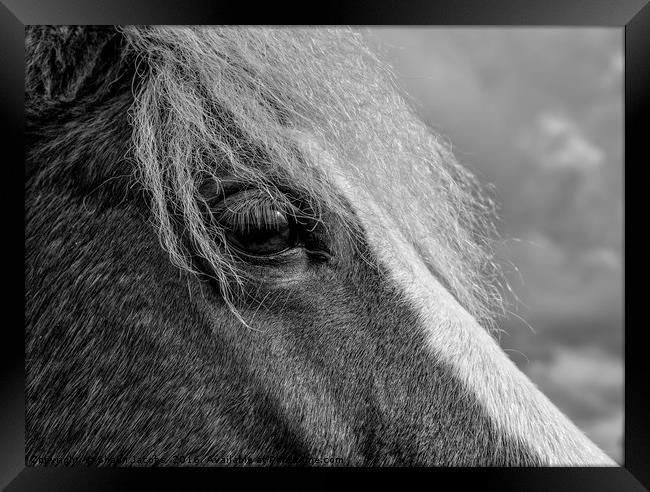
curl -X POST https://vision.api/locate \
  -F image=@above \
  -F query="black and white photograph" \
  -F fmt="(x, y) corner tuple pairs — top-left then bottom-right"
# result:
(4, 0), (646, 482)
(23, 25), (626, 468)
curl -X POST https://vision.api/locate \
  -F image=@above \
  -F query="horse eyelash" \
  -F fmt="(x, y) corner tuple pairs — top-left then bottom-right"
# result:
(214, 194), (297, 233)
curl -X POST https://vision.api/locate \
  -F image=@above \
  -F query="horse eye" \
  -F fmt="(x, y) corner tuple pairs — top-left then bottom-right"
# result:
(221, 208), (299, 257)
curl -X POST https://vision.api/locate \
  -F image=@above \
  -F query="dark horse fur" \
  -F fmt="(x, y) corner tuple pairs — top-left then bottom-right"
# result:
(25, 26), (610, 466)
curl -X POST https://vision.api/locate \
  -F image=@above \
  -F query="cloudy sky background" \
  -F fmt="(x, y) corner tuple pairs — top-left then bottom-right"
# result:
(362, 28), (624, 462)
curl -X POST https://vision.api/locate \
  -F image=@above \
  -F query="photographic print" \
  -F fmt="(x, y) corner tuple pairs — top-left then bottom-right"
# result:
(24, 25), (624, 468)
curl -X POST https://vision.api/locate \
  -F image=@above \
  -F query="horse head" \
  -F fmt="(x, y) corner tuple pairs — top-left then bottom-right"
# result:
(25, 26), (614, 466)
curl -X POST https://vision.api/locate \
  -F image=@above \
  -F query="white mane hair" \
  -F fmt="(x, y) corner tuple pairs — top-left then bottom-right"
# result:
(123, 26), (504, 327)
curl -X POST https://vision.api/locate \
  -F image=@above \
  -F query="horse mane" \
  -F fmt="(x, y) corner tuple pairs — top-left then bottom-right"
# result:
(26, 26), (505, 327)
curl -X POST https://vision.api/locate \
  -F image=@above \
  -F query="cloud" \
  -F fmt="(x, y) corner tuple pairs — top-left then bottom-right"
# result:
(502, 232), (623, 325)
(525, 346), (623, 462)
(518, 111), (605, 172)
(528, 346), (622, 391)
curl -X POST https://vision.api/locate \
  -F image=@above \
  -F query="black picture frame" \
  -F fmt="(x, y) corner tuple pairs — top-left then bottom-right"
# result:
(6, 0), (649, 489)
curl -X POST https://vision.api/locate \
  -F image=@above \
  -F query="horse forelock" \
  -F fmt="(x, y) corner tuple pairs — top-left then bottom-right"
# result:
(25, 25), (504, 327)
(118, 26), (504, 327)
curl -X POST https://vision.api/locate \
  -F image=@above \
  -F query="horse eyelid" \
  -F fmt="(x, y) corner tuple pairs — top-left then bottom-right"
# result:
(214, 195), (294, 231)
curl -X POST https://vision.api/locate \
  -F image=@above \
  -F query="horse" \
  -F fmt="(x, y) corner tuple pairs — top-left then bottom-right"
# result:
(24, 25), (615, 466)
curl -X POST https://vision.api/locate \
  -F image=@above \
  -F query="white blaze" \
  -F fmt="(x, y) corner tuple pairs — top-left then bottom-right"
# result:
(353, 183), (615, 466)
(297, 134), (615, 466)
